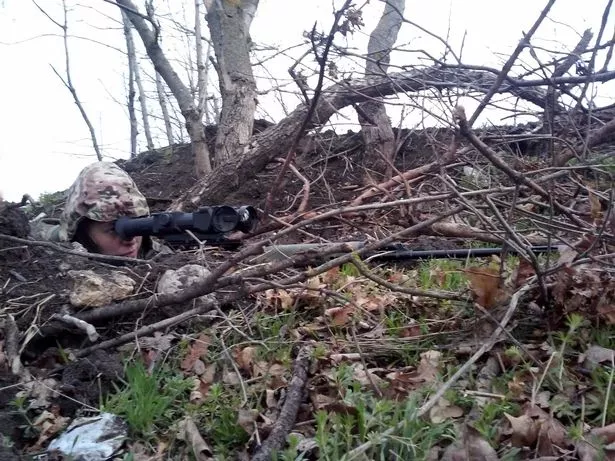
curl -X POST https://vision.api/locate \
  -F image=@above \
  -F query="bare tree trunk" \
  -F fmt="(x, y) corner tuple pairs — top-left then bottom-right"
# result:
(35, 0), (102, 161)
(195, 0), (207, 114)
(205, 0), (259, 164)
(121, 11), (138, 157)
(133, 50), (155, 151)
(116, 0), (212, 176)
(155, 71), (174, 146)
(357, 0), (405, 180)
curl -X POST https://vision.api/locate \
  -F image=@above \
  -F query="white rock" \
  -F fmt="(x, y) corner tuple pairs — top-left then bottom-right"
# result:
(157, 264), (215, 306)
(68, 270), (136, 307)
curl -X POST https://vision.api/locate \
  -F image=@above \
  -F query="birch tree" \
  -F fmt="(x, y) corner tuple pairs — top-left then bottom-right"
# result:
(122, 10), (138, 157)
(120, 9), (155, 152)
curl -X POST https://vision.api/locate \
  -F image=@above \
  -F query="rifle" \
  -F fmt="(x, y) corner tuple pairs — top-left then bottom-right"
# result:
(114, 205), (258, 249)
(254, 241), (561, 264)
(114, 206), (561, 262)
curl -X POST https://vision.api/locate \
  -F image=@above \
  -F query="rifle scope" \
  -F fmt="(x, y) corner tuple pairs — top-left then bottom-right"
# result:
(114, 205), (258, 240)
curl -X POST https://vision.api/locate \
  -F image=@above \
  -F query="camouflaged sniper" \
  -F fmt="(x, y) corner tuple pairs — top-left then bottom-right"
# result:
(44, 162), (149, 241)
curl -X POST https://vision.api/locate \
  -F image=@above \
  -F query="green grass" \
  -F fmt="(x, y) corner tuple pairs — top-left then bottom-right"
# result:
(192, 382), (251, 455)
(102, 361), (192, 439)
(312, 390), (455, 461)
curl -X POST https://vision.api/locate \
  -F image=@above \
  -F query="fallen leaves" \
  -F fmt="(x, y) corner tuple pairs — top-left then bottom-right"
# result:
(504, 403), (568, 457)
(465, 266), (508, 308)
(181, 334), (212, 373)
(429, 397), (464, 424)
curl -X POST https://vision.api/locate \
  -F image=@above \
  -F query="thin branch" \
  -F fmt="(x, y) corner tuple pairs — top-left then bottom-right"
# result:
(469, 0), (558, 125)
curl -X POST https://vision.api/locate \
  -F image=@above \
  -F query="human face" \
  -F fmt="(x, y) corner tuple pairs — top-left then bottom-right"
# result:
(87, 220), (143, 258)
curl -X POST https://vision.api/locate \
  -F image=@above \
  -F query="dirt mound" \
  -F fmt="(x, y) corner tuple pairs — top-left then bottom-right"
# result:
(3, 116), (615, 459)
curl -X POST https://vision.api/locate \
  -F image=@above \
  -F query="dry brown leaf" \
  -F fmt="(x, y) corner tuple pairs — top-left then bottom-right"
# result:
(387, 270), (408, 284)
(465, 266), (506, 308)
(27, 409), (70, 452)
(235, 346), (257, 375)
(577, 422), (615, 460)
(253, 360), (270, 377)
(322, 266), (341, 285)
(356, 293), (394, 312)
(416, 350), (441, 382)
(505, 413), (538, 447)
(534, 411), (567, 456)
(429, 398), (464, 424)
(385, 350), (441, 392)
(441, 425), (498, 461)
(189, 377), (209, 403)
(514, 258), (536, 288)
(268, 363), (287, 377)
(507, 374), (526, 398)
(597, 299), (615, 325)
(265, 389), (278, 408)
(176, 416), (213, 461)
(222, 368), (242, 385)
(322, 401), (359, 417)
(278, 289), (294, 310)
(181, 334), (211, 373)
(201, 363), (216, 384)
(310, 393), (337, 410)
(505, 404), (568, 456)
(399, 321), (421, 338)
(237, 409), (259, 435)
(581, 345), (615, 370)
(578, 437), (615, 459)
(591, 422), (615, 444)
(325, 305), (354, 326)
(589, 191), (603, 221)
(350, 363), (385, 388)
(557, 246), (578, 266)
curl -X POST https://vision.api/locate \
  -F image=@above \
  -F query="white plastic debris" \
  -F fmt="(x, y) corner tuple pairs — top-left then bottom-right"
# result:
(47, 412), (128, 461)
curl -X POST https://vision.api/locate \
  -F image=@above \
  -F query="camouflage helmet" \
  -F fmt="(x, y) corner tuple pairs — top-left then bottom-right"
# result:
(58, 162), (149, 241)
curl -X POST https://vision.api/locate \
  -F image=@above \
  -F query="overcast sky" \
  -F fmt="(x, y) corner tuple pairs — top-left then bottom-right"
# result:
(0, 0), (612, 201)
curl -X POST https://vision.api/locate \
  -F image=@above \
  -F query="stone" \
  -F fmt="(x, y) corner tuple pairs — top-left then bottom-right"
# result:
(157, 264), (215, 306)
(68, 270), (135, 307)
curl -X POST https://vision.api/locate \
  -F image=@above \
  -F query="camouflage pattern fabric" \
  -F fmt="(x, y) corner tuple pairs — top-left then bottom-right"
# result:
(42, 162), (149, 242)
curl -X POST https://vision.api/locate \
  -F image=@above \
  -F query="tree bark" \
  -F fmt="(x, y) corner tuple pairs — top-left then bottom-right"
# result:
(116, 0), (212, 176)
(205, 0), (259, 165)
(155, 71), (174, 147)
(122, 10), (154, 152)
(358, 0), (405, 180)
(134, 51), (154, 151)
(121, 10), (138, 157)
(171, 65), (598, 210)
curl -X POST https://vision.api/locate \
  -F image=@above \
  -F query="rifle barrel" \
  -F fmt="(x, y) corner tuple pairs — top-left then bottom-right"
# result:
(369, 245), (558, 261)
(255, 242), (560, 263)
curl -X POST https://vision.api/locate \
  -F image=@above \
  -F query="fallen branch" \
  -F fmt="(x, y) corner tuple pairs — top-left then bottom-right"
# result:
(73, 296), (220, 358)
(350, 256), (466, 301)
(0, 234), (149, 265)
(349, 139), (464, 207)
(251, 346), (311, 461)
